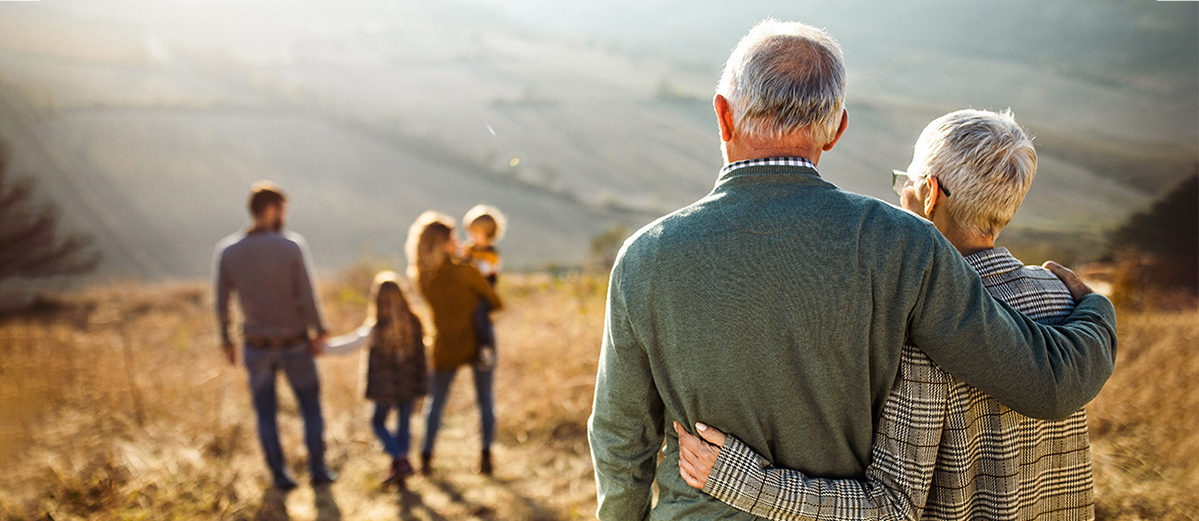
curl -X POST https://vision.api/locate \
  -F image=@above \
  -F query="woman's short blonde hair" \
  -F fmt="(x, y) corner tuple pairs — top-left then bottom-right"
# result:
(909, 108), (1037, 239)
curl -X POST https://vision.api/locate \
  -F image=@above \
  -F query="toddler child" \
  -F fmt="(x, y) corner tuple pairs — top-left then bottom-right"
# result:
(461, 204), (506, 370)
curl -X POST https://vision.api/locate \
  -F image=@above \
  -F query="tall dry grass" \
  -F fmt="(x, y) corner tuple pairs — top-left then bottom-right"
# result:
(1087, 308), (1199, 520)
(0, 273), (604, 520)
(0, 271), (1195, 520)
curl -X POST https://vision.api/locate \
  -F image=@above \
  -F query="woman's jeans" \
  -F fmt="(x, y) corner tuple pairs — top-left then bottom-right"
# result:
(421, 367), (495, 455)
(243, 342), (329, 483)
(372, 401), (415, 458)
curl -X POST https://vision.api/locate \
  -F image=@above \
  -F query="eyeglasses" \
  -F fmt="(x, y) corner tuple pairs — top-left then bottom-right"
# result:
(891, 170), (951, 198)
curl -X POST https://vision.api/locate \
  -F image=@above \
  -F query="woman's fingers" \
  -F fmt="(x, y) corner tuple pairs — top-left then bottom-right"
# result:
(674, 421), (705, 489)
(679, 446), (706, 489)
(695, 422), (728, 447)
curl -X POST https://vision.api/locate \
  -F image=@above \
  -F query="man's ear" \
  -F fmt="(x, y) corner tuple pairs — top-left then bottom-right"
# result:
(821, 108), (849, 151)
(714, 94), (735, 143)
(923, 175), (943, 218)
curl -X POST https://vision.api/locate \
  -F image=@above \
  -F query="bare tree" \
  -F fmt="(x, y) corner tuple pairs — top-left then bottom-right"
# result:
(0, 144), (100, 281)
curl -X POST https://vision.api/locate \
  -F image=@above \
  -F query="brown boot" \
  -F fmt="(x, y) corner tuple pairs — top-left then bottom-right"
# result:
(420, 452), (433, 475)
(383, 457), (400, 486)
(394, 456), (414, 488)
(479, 448), (492, 476)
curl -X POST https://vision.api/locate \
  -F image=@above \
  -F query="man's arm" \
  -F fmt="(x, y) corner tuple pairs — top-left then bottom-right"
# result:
(588, 260), (665, 520)
(291, 235), (328, 341)
(678, 343), (947, 521)
(909, 237), (1116, 420)
(213, 244), (236, 365)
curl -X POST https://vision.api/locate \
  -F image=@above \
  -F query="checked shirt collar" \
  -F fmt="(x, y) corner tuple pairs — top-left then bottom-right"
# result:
(719, 156), (817, 177)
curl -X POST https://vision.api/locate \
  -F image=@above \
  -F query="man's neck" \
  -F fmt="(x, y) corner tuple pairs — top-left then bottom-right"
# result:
(247, 222), (278, 234)
(723, 138), (824, 166)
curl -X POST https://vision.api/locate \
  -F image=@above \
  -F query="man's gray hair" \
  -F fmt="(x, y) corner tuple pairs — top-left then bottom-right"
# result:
(717, 19), (846, 146)
(910, 108), (1037, 239)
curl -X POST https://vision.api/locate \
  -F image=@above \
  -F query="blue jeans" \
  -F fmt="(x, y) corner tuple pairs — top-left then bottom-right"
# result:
(421, 367), (495, 455)
(243, 342), (329, 482)
(473, 299), (496, 349)
(372, 401), (415, 458)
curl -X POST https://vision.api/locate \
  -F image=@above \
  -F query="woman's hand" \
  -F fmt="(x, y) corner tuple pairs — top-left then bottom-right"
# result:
(673, 420), (728, 490)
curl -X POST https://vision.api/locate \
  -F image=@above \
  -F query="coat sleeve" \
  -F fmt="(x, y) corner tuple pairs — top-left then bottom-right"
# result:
(324, 326), (371, 356)
(702, 343), (946, 521)
(907, 234), (1116, 420)
(465, 264), (503, 311)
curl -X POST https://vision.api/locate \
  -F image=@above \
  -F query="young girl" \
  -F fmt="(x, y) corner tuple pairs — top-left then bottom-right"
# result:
(325, 271), (428, 488)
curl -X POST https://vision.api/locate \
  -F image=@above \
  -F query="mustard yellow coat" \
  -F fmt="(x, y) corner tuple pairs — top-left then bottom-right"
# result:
(418, 259), (502, 371)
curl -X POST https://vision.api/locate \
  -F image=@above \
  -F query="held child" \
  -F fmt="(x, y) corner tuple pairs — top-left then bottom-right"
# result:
(325, 271), (428, 488)
(461, 205), (506, 371)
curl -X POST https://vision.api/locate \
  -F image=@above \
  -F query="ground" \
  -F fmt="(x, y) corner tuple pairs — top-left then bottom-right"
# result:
(0, 272), (1195, 520)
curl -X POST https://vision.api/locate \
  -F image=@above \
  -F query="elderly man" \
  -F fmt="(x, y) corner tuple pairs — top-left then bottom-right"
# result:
(214, 181), (336, 490)
(677, 109), (1097, 520)
(587, 20), (1116, 520)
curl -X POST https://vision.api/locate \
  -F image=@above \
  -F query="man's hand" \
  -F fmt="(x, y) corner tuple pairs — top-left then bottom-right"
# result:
(674, 421), (728, 490)
(1043, 261), (1094, 301)
(222, 342), (237, 366)
(308, 334), (328, 356)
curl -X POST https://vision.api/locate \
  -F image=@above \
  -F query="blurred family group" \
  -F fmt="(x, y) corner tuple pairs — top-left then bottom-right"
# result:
(588, 20), (1117, 521)
(214, 193), (506, 491)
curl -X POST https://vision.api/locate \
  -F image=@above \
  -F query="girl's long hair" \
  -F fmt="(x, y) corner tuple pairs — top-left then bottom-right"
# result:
(406, 210), (456, 283)
(363, 271), (420, 360)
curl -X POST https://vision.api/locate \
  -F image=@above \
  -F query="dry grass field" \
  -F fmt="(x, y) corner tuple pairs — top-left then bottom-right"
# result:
(0, 271), (1196, 520)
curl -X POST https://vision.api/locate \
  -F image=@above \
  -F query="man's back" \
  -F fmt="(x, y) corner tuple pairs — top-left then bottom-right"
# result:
(215, 230), (323, 342)
(593, 161), (976, 519)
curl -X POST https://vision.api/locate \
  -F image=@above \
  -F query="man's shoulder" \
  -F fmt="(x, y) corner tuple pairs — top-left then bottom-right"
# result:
(827, 191), (945, 253)
(617, 203), (705, 260)
(215, 231), (245, 252)
(844, 192), (937, 231)
(219, 230), (306, 257)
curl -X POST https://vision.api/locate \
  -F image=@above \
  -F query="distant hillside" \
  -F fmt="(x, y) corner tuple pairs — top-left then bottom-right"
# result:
(0, 0), (1194, 279)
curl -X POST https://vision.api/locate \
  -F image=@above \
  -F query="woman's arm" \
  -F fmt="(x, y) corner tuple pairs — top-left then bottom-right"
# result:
(323, 326), (371, 356)
(677, 343), (948, 521)
(464, 264), (502, 311)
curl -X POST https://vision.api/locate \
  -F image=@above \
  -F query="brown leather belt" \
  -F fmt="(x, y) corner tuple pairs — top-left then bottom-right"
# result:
(245, 335), (309, 351)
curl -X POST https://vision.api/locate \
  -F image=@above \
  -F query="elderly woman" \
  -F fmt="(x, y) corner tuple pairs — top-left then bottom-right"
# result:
(406, 210), (502, 476)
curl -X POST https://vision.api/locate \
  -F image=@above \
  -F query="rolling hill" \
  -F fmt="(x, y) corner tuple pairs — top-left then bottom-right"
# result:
(0, 0), (1194, 280)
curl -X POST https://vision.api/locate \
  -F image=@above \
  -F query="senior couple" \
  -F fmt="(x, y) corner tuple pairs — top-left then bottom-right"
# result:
(589, 20), (1116, 521)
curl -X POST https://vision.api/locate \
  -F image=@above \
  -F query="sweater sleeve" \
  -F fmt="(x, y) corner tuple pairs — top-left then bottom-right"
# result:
(907, 233), (1116, 420)
(291, 234), (328, 336)
(588, 258), (664, 520)
(213, 242), (233, 346)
